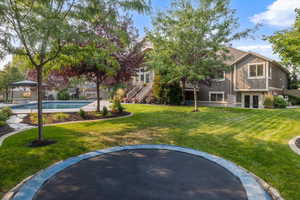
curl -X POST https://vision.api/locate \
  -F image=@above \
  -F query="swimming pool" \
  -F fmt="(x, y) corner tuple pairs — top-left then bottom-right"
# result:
(11, 101), (93, 110)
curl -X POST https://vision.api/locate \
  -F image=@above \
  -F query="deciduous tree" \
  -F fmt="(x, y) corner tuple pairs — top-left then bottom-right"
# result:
(0, 0), (150, 144)
(267, 9), (300, 67)
(0, 64), (24, 103)
(148, 0), (252, 111)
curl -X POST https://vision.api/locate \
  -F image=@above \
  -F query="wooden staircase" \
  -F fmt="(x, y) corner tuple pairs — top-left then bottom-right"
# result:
(125, 84), (153, 103)
(135, 83), (153, 103)
(126, 85), (143, 100)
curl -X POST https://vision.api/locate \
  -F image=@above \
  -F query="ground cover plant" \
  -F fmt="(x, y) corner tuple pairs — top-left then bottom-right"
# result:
(0, 107), (13, 136)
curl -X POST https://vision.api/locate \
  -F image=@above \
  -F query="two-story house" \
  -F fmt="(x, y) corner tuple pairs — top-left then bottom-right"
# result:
(129, 47), (289, 108)
(187, 47), (289, 108)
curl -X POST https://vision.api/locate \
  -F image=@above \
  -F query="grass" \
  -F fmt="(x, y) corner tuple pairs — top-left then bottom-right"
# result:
(0, 104), (300, 199)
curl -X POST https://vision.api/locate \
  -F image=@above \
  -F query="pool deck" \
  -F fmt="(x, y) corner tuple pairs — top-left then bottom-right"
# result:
(10, 100), (110, 114)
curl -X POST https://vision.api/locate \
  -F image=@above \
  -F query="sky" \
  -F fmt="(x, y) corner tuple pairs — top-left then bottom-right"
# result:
(130, 0), (300, 60)
(1, 0), (299, 69)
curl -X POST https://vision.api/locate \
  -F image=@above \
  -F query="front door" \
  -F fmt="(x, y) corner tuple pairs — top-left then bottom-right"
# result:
(253, 95), (259, 108)
(244, 95), (250, 108)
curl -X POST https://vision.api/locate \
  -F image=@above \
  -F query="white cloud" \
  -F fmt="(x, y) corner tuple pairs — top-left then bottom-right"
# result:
(236, 44), (280, 61)
(0, 55), (12, 70)
(250, 0), (300, 27)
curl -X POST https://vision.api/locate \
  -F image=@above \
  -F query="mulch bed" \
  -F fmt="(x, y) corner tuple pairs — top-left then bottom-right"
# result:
(28, 139), (57, 148)
(23, 112), (131, 126)
(296, 137), (300, 150)
(0, 125), (14, 137)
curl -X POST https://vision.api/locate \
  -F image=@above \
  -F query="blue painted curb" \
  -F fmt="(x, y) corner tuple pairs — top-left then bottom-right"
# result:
(12, 144), (270, 200)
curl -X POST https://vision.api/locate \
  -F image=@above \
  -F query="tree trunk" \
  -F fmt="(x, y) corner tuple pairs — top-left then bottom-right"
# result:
(193, 85), (199, 112)
(5, 87), (9, 103)
(37, 66), (44, 141)
(96, 73), (101, 113)
(181, 79), (186, 105)
(11, 87), (13, 103)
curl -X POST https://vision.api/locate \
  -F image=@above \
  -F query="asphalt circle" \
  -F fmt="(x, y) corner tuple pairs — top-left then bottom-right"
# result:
(33, 149), (247, 200)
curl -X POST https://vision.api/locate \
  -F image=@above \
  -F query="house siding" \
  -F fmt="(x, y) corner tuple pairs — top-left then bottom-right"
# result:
(269, 62), (288, 89)
(197, 70), (233, 101)
(235, 55), (267, 90)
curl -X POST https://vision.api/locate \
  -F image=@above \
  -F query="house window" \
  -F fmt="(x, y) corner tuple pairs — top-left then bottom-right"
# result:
(140, 74), (144, 82)
(248, 63), (264, 78)
(268, 66), (272, 79)
(210, 92), (224, 102)
(212, 71), (225, 81)
(146, 73), (150, 83)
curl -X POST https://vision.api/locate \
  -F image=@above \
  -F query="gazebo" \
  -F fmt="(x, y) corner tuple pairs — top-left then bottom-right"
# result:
(9, 80), (47, 104)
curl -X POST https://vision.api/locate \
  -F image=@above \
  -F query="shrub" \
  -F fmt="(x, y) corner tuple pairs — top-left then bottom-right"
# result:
(1, 107), (13, 117)
(79, 109), (87, 119)
(79, 96), (87, 100)
(29, 113), (47, 124)
(94, 112), (102, 118)
(52, 113), (70, 121)
(115, 88), (126, 100)
(288, 95), (300, 105)
(0, 121), (7, 127)
(0, 111), (9, 121)
(152, 75), (182, 105)
(274, 96), (288, 108)
(57, 89), (70, 100)
(102, 106), (108, 116)
(263, 95), (274, 109)
(165, 82), (182, 105)
(111, 98), (125, 113)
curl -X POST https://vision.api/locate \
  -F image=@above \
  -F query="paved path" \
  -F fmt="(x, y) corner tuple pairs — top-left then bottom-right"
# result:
(6, 114), (35, 131)
(33, 149), (247, 200)
(0, 114), (35, 146)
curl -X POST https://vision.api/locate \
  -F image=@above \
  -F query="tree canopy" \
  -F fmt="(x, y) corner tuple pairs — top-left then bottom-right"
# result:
(0, 0), (150, 143)
(0, 64), (24, 102)
(267, 9), (300, 67)
(147, 0), (252, 111)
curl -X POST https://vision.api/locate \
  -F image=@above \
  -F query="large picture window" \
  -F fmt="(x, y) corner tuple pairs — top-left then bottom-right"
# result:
(209, 92), (224, 102)
(248, 63), (264, 78)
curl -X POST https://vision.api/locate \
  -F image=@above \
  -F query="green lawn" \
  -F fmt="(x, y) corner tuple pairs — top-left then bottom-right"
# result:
(0, 105), (300, 199)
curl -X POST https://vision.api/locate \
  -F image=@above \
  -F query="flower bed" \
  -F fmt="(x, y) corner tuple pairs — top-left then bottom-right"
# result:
(23, 111), (131, 125)
(0, 123), (13, 137)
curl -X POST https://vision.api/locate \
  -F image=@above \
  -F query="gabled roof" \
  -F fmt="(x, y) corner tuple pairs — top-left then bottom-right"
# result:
(224, 47), (248, 65)
(227, 47), (289, 74)
(143, 39), (289, 74)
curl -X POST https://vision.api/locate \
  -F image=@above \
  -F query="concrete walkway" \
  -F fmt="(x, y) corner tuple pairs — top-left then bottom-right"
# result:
(0, 115), (35, 146)
(6, 114), (35, 131)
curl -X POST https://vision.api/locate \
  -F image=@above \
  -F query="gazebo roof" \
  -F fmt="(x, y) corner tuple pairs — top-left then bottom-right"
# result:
(10, 80), (47, 87)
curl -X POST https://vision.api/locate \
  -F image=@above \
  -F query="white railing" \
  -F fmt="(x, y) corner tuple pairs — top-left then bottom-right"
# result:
(126, 85), (142, 99)
(135, 83), (153, 103)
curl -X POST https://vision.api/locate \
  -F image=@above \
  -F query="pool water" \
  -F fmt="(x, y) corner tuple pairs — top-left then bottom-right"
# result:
(11, 101), (92, 110)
